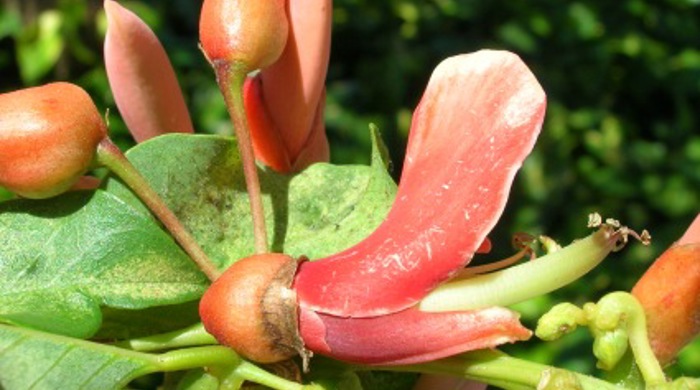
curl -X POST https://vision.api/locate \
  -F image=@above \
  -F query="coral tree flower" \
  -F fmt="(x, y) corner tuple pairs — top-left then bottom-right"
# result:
(104, 0), (194, 142)
(201, 50), (547, 366)
(293, 50), (546, 364)
(632, 214), (700, 365)
(243, 0), (332, 173)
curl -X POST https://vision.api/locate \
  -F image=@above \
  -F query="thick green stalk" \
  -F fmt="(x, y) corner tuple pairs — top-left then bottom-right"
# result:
(156, 347), (307, 390)
(234, 361), (307, 390)
(214, 61), (269, 255)
(116, 323), (216, 352)
(156, 346), (240, 372)
(393, 350), (620, 390)
(595, 292), (666, 386)
(419, 226), (620, 311)
(96, 138), (220, 281)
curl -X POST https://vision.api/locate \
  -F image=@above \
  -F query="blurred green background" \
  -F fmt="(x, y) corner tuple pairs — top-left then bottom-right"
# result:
(1, 0), (699, 382)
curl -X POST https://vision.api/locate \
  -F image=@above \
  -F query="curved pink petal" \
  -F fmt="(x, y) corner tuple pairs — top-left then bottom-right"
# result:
(104, 0), (194, 142)
(294, 50), (546, 317)
(299, 305), (531, 365)
(246, 0), (331, 172)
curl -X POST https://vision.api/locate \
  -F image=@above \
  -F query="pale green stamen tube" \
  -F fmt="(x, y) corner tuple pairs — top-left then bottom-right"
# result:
(419, 222), (629, 312)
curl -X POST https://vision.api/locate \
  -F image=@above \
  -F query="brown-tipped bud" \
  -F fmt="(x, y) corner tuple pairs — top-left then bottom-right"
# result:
(199, 253), (307, 364)
(0, 82), (107, 199)
(199, 0), (288, 71)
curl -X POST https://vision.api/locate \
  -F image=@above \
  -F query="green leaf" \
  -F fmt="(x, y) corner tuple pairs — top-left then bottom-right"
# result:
(0, 324), (156, 390)
(105, 131), (396, 270)
(95, 300), (201, 340)
(0, 186), (14, 202)
(0, 191), (208, 338)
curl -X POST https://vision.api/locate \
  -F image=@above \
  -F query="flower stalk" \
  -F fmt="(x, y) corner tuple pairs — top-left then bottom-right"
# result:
(116, 323), (216, 352)
(96, 138), (220, 280)
(394, 350), (620, 390)
(214, 62), (269, 255)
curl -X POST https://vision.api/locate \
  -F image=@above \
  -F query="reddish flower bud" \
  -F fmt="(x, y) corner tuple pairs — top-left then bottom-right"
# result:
(199, 0), (288, 71)
(0, 82), (107, 199)
(104, 0), (194, 143)
(632, 215), (700, 365)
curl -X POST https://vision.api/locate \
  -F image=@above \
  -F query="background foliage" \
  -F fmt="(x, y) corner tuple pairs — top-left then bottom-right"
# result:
(1, 0), (699, 381)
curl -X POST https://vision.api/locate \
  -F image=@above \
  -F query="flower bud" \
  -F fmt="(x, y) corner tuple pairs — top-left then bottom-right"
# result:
(632, 242), (700, 365)
(104, 0), (194, 143)
(0, 82), (107, 199)
(632, 215), (700, 365)
(199, 0), (288, 71)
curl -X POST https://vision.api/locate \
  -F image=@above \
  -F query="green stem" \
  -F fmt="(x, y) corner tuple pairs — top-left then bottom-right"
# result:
(234, 361), (306, 390)
(156, 347), (310, 390)
(96, 138), (220, 281)
(115, 323), (217, 352)
(597, 292), (666, 386)
(392, 350), (620, 390)
(216, 366), (246, 390)
(215, 61), (269, 255)
(419, 226), (619, 311)
(156, 346), (240, 372)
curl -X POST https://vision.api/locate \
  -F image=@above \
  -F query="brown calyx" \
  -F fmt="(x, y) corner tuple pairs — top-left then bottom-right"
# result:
(199, 253), (309, 365)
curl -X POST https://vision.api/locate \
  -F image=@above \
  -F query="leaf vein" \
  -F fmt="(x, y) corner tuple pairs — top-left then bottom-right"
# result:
(78, 354), (115, 390)
(0, 332), (27, 355)
(27, 344), (74, 390)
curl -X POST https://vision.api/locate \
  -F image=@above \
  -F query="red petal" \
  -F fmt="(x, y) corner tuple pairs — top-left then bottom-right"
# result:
(476, 238), (492, 254)
(104, 0), (193, 142)
(294, 50), (546, 317)
(244, 76), (293, 172)
(299, 305), (531, 365)
(254, 0), (332, 170)
(290, 89), (330, 172)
